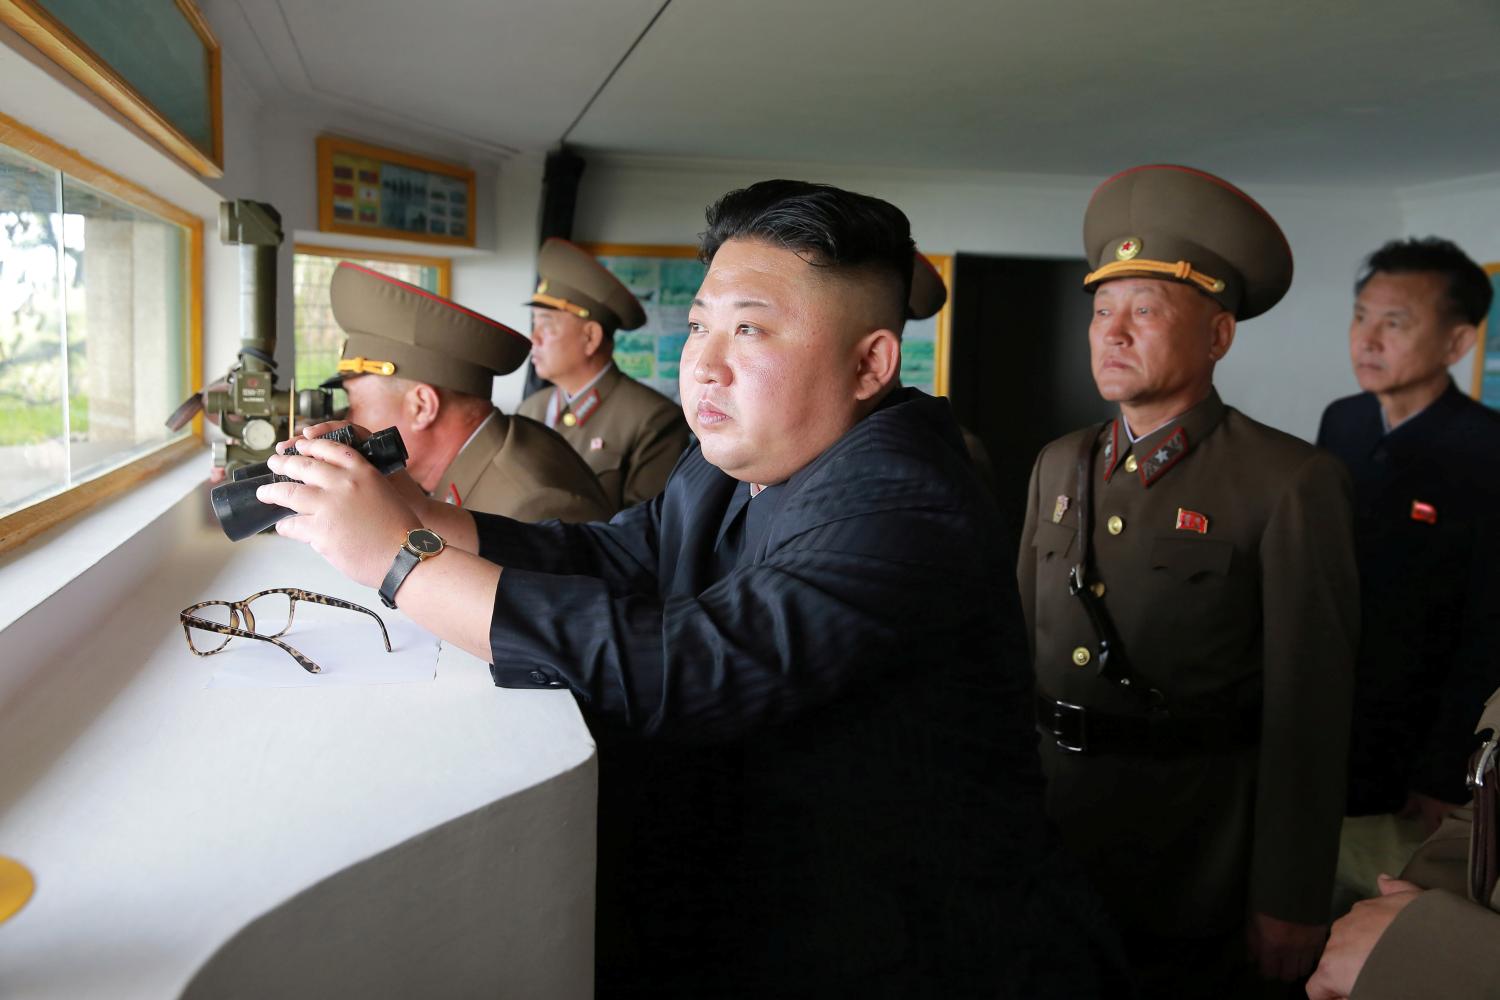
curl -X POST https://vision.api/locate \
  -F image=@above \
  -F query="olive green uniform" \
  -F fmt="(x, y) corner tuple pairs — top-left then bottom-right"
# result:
(321, 262), (608, 523)
(1020, 390), (1359, 935)
(518, 365), (688, 511)
(1351, 690), (1500, 999)
(434, 410), (611, 522)
(1020, 166), (1361, 964)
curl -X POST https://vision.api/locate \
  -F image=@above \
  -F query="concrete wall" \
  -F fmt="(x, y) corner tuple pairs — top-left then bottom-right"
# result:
(574, 155), (1405, 441)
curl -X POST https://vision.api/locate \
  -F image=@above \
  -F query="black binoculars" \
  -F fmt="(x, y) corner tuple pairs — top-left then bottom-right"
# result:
(210, 425), (408, 541)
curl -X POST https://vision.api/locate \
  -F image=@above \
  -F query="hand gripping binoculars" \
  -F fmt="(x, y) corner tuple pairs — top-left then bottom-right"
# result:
(210, 425), (408, 541)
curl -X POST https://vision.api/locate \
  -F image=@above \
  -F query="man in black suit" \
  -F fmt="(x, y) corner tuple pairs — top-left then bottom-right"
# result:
(261, 179), (1123, 997)
(1318, 237), (1500, 903)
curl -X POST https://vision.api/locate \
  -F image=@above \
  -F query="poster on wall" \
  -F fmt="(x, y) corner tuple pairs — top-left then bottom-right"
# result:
(585, 245), (952, 402)
(316, 136), (475, 247)
(1470, 263), (1500, 409)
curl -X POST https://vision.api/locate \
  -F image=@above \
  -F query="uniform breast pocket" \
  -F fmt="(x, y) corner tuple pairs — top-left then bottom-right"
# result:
(584, 447), (625, 479)
(1031, 519), (1076, 563)
(1149, 536), (1234, 582)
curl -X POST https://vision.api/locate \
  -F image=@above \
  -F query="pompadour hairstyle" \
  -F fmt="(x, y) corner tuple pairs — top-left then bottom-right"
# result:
(1356, 237), (1493, 326)
(699, 179), (915, 330)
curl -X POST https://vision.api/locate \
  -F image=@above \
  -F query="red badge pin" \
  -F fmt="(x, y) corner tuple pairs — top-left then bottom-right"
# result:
(1175, 508), (1209, 534)
(1410, 500), (1437, 524)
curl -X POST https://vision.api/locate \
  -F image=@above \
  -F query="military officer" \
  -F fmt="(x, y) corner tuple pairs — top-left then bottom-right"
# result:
(1308, 687), (1500, 999)
(323, 262), (611, 522)
(1316, 238), (1500, 906)
(1018, 165), (1360, 994)
(518, 238), (690, 509)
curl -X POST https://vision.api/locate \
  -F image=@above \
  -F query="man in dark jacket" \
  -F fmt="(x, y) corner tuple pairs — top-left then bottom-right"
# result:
(261, 180), (1124, 997)
(1318, 237), (1500, 901)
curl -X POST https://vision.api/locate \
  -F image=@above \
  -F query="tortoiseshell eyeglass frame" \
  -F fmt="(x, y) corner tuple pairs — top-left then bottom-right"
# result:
(178, 588), (392, 675)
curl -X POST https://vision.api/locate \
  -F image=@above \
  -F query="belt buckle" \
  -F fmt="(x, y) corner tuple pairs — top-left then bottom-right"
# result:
(1051, 700), (1088, 754)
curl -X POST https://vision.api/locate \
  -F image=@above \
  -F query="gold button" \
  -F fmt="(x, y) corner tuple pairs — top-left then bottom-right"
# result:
(1090, 582), (1106, 598)
(1107, 515), (1124, 535)
(562, 413), (577, 427)
(1072, 646), (1092, 667)
(1124, 455), (1138, 473)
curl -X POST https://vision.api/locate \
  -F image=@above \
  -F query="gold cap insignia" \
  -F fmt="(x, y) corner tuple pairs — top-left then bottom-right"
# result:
(1115, 238), (1142, 261)
(537, 279), (549, 294)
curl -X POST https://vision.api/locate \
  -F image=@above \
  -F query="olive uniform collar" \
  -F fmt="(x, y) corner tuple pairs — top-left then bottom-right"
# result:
(1102, 389), (1228, 488)
(550, 363), (623, 429)
(434, 409), (508, 508)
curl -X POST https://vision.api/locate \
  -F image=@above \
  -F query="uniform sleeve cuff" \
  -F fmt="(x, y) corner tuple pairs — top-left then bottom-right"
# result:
(1352, 889), (1500, 998)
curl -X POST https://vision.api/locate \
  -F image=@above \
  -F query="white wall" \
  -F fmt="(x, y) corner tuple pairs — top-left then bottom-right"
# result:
(575, 155), (1403, 441)
(237, 102), (544, 409)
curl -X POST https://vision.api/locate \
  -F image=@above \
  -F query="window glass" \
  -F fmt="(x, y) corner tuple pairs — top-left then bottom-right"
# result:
(0, 145), (189, 518)
(292, 251), (444, 393)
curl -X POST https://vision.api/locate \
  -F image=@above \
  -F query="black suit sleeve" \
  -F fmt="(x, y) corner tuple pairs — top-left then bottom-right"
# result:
(486, 458), (999, 743)
(1415, 514), (1500, 802)
(472, 492), (663, 594)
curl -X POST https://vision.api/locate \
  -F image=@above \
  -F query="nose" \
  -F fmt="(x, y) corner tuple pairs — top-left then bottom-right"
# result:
(1352, 320), (1380, 353)
(1093, 310), (1128, 345)
(691, 333), (730, 385)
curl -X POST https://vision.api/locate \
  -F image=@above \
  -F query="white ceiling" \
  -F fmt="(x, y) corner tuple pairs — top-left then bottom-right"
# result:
(211, 0), (1500, 186)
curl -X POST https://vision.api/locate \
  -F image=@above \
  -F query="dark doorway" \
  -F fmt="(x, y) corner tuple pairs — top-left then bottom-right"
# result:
(948, 253), (1113, 532)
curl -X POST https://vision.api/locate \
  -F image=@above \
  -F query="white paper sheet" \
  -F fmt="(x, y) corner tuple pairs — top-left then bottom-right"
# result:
(202, 614), (439, 688)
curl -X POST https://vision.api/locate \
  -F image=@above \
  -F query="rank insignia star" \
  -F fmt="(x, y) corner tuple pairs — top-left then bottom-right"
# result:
(1139, 427), (1190, 487)
(1052, 495), (1071, 523)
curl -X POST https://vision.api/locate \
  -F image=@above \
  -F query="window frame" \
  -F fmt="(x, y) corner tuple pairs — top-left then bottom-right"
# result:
(293, 244), (452, 298)
(0, 109), (204, 558)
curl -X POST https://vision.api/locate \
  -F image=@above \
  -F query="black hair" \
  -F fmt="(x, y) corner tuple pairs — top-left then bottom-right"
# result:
(699, 179), (915, 329)
(1356, 237), (1493, 325)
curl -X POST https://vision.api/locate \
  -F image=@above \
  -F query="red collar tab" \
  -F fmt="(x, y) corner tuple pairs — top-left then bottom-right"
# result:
(1139, 427), (1190, 487)
(1101, 421), (1122, 482)
(569, 387), (602, 428)
(1410, 500), (1437, 524)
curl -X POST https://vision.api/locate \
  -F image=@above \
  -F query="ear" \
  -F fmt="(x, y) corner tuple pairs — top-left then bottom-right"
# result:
(581, 320), (607, 359)
(1207, 311), (1237, 363)
(1444, 322), (1478, 366)
(405, 382), (443, 431)
(853, 329), (902, 402)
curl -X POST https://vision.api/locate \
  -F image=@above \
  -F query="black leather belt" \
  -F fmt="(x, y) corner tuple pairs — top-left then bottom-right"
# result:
(1037, 694), (1261, 756)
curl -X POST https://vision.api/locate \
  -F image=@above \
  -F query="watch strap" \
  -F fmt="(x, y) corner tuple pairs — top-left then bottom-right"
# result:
(379, 545), (421, 609)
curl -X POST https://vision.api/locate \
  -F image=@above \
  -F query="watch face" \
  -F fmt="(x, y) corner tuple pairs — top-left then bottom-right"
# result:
(408, 528), (443, 555)
(241, 418), (278, 452)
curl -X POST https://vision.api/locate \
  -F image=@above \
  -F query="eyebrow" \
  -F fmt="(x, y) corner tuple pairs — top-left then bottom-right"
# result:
(691, 297), (772, 309)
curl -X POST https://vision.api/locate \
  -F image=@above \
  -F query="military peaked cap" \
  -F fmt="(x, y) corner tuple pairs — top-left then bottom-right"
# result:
(909, 252), (947, 320)
(324, 262), (530, 397)
(1082, 164), (1293, 320)
(525, 238), (646, 334)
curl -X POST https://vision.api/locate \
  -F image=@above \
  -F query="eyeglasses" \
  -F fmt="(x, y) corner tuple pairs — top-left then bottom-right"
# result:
(179, 588), (391, 674)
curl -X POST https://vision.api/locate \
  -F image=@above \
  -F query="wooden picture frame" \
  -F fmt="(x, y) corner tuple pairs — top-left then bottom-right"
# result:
(0, 0), (223, 177)
(577, 243), (955, 399)
(316, 136), (476, 247)
(1468, 262), (1500, 408)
